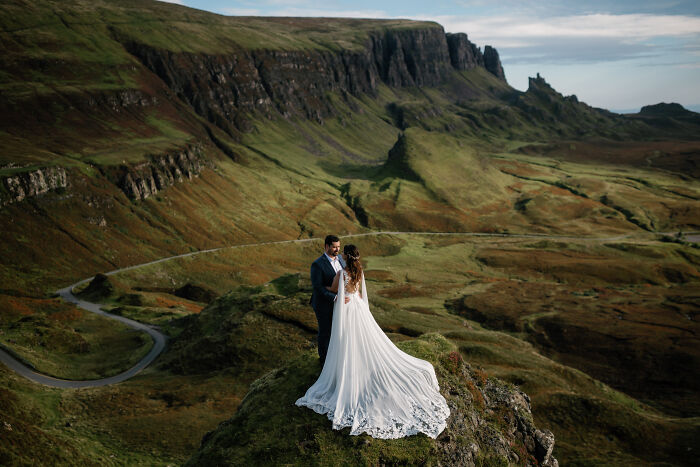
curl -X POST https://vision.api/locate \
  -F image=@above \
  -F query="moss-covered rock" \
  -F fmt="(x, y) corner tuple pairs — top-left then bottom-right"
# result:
(76, 273), (116, 302)
(186, 334), (558, 466)
(174, 283), (219, 304)
(159, 274), (316, 378)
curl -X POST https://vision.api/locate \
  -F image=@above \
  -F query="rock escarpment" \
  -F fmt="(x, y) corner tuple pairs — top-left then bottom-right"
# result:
(115, 143), (212, 200)
(1, 166), (68, 207)
(119, 26), (505, 133)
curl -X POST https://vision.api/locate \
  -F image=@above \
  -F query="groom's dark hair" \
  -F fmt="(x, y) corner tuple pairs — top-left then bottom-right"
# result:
(324, 235), (340, 246)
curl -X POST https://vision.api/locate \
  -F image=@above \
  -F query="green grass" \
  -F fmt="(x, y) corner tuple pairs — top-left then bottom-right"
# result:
(0, 295), (152, 380)
(104, 232), (699, 465)
(185, 333), (547, 466)
(1, 1), (699, 465)
(0, 361), (244, 465)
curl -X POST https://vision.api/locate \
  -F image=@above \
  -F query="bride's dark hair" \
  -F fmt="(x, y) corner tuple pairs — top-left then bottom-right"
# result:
(343, 244), (362, 288)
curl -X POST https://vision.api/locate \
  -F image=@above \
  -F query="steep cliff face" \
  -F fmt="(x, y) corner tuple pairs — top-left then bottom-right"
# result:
(369, 27), (453, 87)
(446, 33), (485, 70)
(1, 166), (68, 207)
(114, 143), (212, 200)
(446, 33), (506, 83)
(483, 45), (506, 81)
(119, 26), (503, 133)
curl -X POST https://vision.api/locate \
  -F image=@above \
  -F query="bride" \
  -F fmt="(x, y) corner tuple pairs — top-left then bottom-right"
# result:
(295, 244), (450, 439)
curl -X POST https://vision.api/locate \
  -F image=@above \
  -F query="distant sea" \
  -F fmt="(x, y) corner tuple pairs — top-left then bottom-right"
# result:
(607, 104), (700, 114)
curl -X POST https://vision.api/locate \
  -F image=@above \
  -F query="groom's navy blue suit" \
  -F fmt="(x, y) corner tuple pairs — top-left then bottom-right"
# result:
(310, 253), (345, 364)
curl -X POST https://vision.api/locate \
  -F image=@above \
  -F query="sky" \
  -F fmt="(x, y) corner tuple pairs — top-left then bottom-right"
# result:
(160, 0), (700, 113)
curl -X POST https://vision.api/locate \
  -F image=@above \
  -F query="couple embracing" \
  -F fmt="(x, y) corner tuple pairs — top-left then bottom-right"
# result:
(295, 235), (450, 439)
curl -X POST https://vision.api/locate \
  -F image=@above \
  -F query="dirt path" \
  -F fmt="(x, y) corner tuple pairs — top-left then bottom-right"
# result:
(1, 229), (695, 388)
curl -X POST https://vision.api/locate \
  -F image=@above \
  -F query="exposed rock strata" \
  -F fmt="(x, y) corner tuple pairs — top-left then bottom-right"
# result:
(119, 26), (504, 133)
(84, 89), (158, 112)
(1, 166), (68, 207)
(117, 143), (212, 200)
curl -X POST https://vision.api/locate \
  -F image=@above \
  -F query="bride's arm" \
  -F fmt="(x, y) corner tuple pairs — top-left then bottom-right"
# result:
(326, 270), (342, 293)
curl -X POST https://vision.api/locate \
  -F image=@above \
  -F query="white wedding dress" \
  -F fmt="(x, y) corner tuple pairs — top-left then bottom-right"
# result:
(295, 271), (450, 439)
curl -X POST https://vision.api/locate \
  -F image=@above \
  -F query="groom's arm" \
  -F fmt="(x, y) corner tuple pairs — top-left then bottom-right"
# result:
(311, 261), (336, 302)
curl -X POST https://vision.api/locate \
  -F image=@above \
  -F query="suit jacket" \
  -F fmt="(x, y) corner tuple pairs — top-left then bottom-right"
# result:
(310, 253), (345, 313)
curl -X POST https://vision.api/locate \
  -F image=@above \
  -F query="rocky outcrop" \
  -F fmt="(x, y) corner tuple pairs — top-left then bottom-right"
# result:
(1, 166), (68, 207)
(116, 143), (212, 200)
(381, 132), (421, 181)
(507, 73), (621, 133)
(446, 33), (506, 82)
(186, 334), (558, 466)
(483, 45), (506, 81)
(118, 26), (503, 133)
(446, 33), (484, 70)
(84, 89), (158, 112)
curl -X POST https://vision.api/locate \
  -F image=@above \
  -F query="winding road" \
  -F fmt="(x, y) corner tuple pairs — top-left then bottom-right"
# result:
(1, 230), (696, 389)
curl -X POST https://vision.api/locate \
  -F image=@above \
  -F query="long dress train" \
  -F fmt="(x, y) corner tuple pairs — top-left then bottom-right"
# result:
(295, 271), (450, 439)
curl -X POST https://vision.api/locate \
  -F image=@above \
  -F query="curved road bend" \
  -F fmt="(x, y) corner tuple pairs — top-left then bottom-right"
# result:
(0, 285), (167, 389)
(1, 229), (694, 388)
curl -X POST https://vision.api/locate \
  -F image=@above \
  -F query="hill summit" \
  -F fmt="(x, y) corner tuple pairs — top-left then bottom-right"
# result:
(640, 102), (696, 117)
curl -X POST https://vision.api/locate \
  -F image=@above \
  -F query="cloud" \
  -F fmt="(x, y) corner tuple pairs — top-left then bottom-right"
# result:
(157, 0), (186, 4)
(257, 8), (390, 18)
(435, 13), (700, 41)
(414, 13), (700, 64)
(454, 0), (700, 17)
(264, 0), (316, 5)
(220, 7), (263, 16)
(498, 37), (660, 64)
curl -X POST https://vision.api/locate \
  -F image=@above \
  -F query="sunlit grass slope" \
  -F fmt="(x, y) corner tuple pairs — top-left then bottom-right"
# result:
(103, 233), (698, 464)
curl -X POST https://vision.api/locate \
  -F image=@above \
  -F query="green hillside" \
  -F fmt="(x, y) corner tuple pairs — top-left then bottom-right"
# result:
(1, 0), (699, 465)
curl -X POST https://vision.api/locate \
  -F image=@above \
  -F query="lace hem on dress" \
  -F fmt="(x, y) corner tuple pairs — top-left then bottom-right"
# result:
(296, 396), (449, 439)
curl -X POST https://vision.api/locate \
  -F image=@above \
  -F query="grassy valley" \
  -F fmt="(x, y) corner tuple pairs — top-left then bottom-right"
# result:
(1, 0), (699, 465)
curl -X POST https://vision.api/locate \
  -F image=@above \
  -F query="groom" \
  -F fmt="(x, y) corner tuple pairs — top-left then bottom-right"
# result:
(310, 235), (347, 366)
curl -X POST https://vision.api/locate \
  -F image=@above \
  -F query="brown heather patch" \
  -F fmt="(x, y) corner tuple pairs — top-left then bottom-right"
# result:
(473, 367), (489, 386)
(404, 306), (440, 316)
(368, 198), (395, 213)
(376, 283), (454, 299)
(464, 379), (486, 409)
(492, 159), (553, 178)
(470, 201), (511, 216)
(0, 296), (35, 318)
(473, 247), (692, 285)
(520, 139), (700, 172)
(0, 295), (78, 320)
(452, 276), (700, 416)
(47, 307), (84, 322)
(155, 296), (203, 313)
(377, 284), (427, 299)
(508, 181), (526, 191)
(363, 269), (395, 282)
